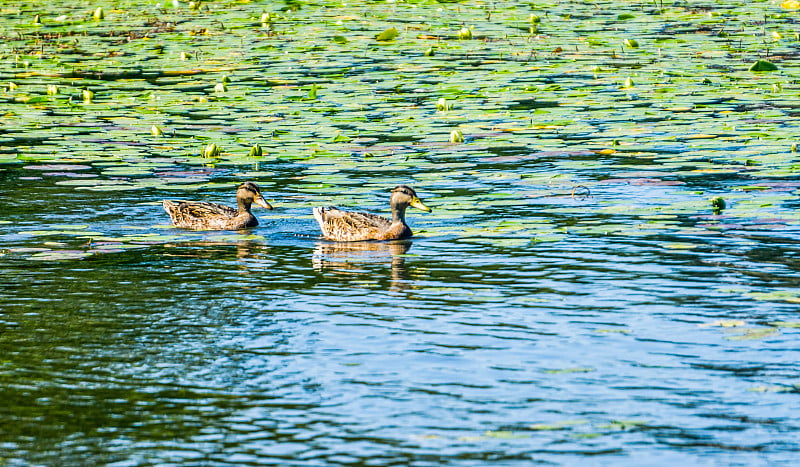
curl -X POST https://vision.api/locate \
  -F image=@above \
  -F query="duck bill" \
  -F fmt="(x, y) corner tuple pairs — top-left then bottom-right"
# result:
(410, 197), (432, 213)
(255, 196), (273, 210)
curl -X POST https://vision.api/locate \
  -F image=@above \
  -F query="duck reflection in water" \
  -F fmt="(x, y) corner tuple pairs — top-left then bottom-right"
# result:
(163, 241), (268, 263)
(312, 240), (413, 292)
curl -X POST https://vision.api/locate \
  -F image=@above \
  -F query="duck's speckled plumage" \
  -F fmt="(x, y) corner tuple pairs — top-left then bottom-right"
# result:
(163, 181), (272, 230)
(313, 185), (431, 241)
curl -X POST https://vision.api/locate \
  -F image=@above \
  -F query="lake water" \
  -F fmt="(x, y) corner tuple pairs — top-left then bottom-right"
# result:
(2, 1), (800, 465)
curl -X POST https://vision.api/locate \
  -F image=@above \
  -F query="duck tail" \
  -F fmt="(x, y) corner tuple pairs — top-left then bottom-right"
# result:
(162, 200), (178, 211)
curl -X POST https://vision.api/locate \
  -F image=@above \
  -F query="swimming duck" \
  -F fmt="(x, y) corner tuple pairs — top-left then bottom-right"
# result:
(162, 181), (273, 230)
(312, 185), (431, 241)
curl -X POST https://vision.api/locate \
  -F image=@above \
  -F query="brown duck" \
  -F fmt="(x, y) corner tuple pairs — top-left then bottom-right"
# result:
(162, 181), (273, 230)
(312, 185), (431, 241)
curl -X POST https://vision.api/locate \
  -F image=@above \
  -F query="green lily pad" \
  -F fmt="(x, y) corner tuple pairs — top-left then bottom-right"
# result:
(27, 250), (93, 261)
(748, 385), (798, 393)
(768, 321), (800, 328)
(725, 327), (779, 341)
(483, 431), (529, 439)
(746, 291), (800, 304)
(375, 27), (399, 42)
(749, 60), (778, 72)
(599, 420), (648, 430)
(544, 367), (595, 374)
(530, 419), (590, 431)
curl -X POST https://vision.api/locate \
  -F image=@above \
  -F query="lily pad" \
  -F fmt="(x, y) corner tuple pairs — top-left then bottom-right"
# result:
(27, 250), (93, 261)
(749, 60), (778, 72)
(544, 367), (595, 374)
(375, 27), (399, 42)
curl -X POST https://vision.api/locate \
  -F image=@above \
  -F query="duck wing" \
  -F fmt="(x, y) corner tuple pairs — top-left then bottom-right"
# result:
(163, 200), (238, 230)
(313, 207), (394, 241)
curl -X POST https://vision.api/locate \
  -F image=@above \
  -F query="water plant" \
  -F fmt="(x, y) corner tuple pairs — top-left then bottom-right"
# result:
(249, 143), (263, 157)
(750, 60), (778, 71)
(376, 27), (398, 41)
(202, 143), (221, 158)
(710, 197), (726, 214)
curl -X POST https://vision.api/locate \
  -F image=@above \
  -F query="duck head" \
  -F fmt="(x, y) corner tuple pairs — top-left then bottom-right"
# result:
(390, 185), (431, 213)
(237, 181), (273, 210)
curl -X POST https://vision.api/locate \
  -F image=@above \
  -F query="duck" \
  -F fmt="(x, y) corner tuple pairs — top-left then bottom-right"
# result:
(312, 185), (431, 241)
(162, 181), (273, 230)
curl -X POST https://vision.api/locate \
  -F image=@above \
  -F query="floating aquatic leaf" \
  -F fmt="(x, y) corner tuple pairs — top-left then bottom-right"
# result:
(375, 27), (399, 42)
(529, 419), (589, 431)
(699, 319), (746, 328)
(19, 229), (104, 236)
(483, 431), (528, 439)
(47, 224), (90, 230)
(736, 185), (770, 192)
(595, 328), (631, 334)
(746, 291), (800, 304)
(749, 385), (797, 393)
(725, 327), (779, 341)
(571, 433), (603, 439)
(768, 321), (800, 328)
(27, 250), (92, 261)
(749, 60), (778, 72)
(600, 420), (648, 430)
(330, 132), (352, 143)
(544, 367), (595, 374)
(663, 242), (697, 250)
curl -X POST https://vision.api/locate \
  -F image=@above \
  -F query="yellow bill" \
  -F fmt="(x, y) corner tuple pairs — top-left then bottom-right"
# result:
(410, 197), (432, 212)
(255, 196), (273, 210)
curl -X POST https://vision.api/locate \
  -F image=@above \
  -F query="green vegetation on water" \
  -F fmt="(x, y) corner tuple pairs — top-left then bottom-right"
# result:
(0, 0), (799, 306)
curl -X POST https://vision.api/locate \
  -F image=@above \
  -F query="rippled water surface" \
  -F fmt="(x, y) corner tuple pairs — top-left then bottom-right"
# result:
(2, 0), (800, 465)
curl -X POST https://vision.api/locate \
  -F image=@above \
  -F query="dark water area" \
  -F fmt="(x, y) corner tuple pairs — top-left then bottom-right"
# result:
(2, 0), (800, 465)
